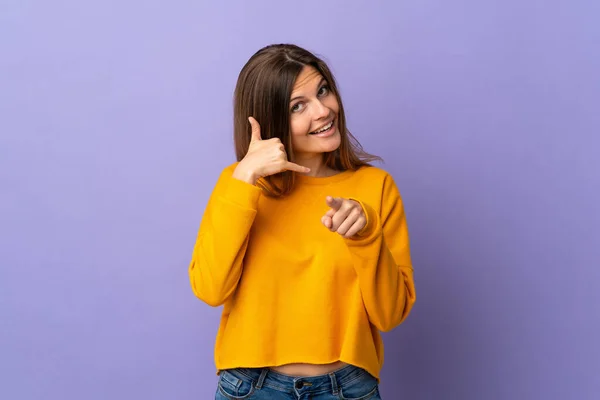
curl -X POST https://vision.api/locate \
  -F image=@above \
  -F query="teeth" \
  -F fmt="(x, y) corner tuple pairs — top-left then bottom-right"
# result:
(313, 121), (333, 134)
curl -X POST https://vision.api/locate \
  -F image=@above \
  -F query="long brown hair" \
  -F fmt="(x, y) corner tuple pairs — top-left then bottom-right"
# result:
(233, 44), (381, 197)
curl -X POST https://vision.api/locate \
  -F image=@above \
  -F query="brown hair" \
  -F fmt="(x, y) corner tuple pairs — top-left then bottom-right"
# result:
(233, 44), (381, 197)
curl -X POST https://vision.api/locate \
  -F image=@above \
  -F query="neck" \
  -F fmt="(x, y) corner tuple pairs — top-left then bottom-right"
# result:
(295, 153), (334, 177)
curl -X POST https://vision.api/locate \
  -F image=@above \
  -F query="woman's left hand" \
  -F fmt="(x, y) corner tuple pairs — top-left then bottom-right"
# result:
(321, 196), (367, 238)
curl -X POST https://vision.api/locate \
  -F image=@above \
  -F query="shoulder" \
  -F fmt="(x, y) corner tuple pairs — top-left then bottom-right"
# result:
(350, 165), (398, 187)
(349, 165), (404, 208)
(353, 165), (392, 178)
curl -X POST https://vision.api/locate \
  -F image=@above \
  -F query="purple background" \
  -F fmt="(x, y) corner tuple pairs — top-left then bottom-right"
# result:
(1, 1), (599, 399)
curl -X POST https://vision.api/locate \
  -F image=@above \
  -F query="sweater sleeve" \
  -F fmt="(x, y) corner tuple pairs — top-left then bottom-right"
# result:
(346, 174), (416, 332)
(188, 165), (262, 307)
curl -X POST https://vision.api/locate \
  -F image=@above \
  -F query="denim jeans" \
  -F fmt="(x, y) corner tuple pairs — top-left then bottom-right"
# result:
(215, 364), (381, 399)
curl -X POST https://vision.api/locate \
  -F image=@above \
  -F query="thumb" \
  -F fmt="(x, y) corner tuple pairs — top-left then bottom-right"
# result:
(248, 117), (262, 142)
(326, 196), (343, 210)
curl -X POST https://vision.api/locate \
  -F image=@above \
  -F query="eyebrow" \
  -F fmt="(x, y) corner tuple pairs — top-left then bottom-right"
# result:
(290, 77), (327, 103)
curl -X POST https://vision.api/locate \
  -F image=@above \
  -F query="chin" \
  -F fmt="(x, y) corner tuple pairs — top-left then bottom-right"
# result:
(317, 133), (341, 152)
(323, 141), (341, 153)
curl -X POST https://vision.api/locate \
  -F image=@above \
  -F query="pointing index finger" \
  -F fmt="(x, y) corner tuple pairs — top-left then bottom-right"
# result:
(326, 196), (343, 210)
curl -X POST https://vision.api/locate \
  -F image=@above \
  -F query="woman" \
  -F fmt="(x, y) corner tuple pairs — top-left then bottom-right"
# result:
(189, 44), (416, 400)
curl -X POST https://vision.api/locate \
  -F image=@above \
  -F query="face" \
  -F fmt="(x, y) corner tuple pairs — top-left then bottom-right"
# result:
(288, 66), (341, 160)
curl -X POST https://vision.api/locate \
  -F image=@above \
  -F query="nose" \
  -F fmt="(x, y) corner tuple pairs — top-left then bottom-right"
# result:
(313, 99), (330, 120)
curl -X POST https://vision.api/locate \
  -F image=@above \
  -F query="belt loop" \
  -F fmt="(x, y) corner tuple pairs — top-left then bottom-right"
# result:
(329, 372), (339, 396)
(256, 368), (268, 390)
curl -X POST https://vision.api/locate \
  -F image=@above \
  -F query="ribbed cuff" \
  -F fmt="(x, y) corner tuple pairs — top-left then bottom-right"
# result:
(347, 198), (380, 246)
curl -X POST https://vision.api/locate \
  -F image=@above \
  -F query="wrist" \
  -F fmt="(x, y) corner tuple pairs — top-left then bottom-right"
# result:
(232, 165), (257, 185)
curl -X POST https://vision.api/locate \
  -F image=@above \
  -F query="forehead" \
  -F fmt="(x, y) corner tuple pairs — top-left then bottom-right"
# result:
(291, 66), (324, 94)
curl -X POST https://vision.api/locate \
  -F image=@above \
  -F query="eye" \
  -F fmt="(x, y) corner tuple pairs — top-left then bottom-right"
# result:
(291, 102), (305, 113)
(318, 85), (330, 97)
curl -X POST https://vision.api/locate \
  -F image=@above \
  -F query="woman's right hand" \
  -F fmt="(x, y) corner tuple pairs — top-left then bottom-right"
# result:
(232, 117), (310, 185)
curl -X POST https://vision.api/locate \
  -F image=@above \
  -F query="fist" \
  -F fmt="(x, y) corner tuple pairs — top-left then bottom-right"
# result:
(321, 196), (367, 238)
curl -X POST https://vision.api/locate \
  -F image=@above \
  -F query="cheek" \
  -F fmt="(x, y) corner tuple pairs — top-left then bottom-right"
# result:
(290, 116), (312, 137)
(289, 119), (306, 151)
(324, 95), (340, 114)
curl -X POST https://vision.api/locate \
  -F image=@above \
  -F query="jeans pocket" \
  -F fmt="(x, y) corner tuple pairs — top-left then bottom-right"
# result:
(217, 370), (256, 399)
(339, 369), (380, 400)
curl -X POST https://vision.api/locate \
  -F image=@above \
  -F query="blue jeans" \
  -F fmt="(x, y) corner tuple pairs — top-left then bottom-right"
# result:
(215, 364), (381, 399)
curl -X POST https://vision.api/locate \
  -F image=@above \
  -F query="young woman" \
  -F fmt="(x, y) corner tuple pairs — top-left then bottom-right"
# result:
(189, 44), (416, 400)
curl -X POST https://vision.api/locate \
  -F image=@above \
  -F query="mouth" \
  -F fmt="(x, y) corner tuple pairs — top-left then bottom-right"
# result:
(309, 119), (335, 135)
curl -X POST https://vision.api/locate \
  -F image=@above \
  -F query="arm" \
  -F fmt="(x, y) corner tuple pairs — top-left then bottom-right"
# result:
(188, 166), (262, 306)
(190, 117), (309, 307)
(346, 175), (416, 332)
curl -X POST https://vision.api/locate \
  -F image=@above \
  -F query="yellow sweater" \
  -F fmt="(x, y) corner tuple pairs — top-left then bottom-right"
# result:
(188, 162), (416, 379)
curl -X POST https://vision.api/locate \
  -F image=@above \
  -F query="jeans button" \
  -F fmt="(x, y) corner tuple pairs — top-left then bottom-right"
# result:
(295, 380), (303, 389)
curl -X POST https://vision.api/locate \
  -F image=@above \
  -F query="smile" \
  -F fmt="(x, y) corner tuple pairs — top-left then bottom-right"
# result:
(310, 120), (334, 135)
